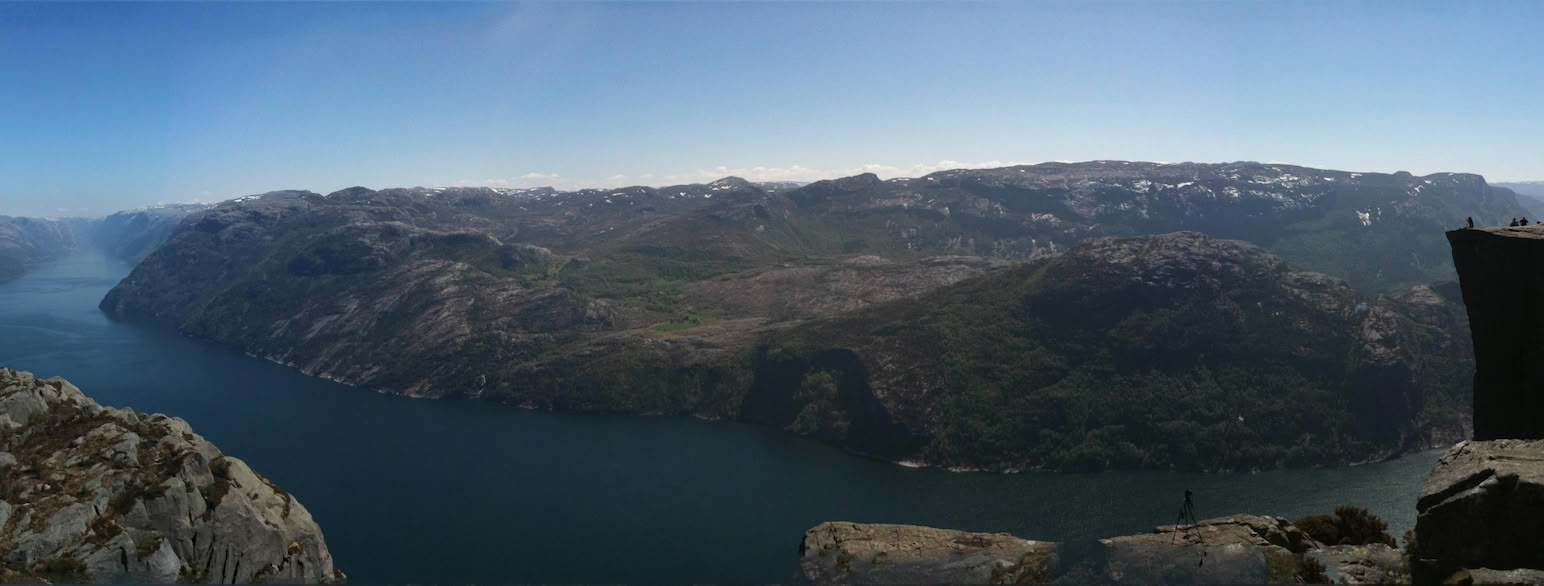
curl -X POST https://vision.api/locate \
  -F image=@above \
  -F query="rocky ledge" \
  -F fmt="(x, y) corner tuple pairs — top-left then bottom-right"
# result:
(0, 367), (340, 583)
(800, 438), (1544, 585)
(1413, 439), (1544, 584)
(799, 515), (1405, 584)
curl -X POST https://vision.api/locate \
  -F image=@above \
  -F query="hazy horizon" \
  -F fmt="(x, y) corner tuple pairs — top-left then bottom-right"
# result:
(5, 157), (1540, 220)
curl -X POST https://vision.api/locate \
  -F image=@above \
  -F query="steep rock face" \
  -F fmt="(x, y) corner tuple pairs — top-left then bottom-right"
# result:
(1446, 226), (1544, 440)
(0, 367), (339, 584)
(798, 516), (1365, 584)
(760, 232), (1472, 470)
(1413, 439), (1544, 582)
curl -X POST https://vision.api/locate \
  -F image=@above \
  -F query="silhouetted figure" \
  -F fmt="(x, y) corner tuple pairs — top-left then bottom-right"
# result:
(1523, 218), (1530, 226)
(1511, 218), (1520, 227)
(1466, 217), (1475, 229)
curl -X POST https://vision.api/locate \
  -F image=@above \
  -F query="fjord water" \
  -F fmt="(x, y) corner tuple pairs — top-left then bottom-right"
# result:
(1, 252), (1439, 582)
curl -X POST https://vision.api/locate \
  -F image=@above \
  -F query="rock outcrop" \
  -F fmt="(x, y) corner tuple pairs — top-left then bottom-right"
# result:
(1413, 439), (1544, 583)
(1446, 226), (1544, 440)
(798, 515), (1399, 584)
(0, 367), (340, 583)
(798, 522), (1055, 584)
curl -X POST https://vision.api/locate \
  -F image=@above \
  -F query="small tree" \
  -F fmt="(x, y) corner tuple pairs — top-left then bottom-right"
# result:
(1299, 556), (1331, 584)
(1333, 506), (1396, 547)
(1293, 506), (1395, 546)
(1294, 514), (1340, 545)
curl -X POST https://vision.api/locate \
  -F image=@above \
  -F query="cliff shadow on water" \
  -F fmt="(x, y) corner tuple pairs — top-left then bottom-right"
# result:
(741, 346), (926, 461)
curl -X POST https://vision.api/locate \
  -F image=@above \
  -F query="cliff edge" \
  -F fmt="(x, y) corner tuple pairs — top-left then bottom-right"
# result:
(0, 367), (341, 583)
(1446, 226), (1544, 440)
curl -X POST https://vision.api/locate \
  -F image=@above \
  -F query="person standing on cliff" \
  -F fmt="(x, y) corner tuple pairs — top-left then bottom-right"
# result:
(1466, 217), (1475, 229)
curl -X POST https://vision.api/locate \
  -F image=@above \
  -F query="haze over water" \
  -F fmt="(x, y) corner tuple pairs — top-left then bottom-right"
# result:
(0, 252), (1439, 582)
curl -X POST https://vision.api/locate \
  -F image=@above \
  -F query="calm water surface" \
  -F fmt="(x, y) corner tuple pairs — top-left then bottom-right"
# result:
(0, 252), (1440, 582)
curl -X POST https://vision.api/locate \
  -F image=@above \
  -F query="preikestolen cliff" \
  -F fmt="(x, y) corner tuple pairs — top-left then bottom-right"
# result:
(7, 2), (1544, 582)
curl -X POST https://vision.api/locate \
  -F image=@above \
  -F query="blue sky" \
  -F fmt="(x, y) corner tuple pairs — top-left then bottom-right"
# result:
(1, 1), (1542, 216)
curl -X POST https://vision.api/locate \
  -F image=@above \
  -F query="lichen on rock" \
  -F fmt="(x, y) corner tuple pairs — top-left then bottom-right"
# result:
(0, 367), (340, 583)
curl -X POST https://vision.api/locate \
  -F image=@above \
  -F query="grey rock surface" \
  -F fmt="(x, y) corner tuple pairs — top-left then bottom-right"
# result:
(1415, 439), (1544, 579)
(799, 515), (1335, 584)
(1307, 543), (1409, 584)
(0, 367), (340, 583)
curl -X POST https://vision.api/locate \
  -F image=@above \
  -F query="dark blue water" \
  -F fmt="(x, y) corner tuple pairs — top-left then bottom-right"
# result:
(0, 252), (1440, 582)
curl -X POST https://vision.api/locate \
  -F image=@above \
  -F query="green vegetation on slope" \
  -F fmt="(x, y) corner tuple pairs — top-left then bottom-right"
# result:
(755, 233), (1464, 471)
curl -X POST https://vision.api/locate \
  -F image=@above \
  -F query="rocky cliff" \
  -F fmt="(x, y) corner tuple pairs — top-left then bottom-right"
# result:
(1446, 226), (1544, 440)
(799, 515), (1405, 584)
(0, 367), (340, 583)
(1412, 439), (1544, 583)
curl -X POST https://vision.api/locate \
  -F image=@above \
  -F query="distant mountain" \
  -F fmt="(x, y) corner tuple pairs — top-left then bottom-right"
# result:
(92, 203), (211, 263)
(0, 216), (79, 282)
(1494, 182), (1544, 218)
(97, 161), (1485, 470)
(1494, 181), (1544, 197)
(781, 162), (1520, 292)
(0, 203), (208, 282)
(753, 181), (807, 193)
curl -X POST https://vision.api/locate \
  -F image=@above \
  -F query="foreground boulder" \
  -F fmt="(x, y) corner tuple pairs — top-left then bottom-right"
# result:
(0, 367), (341, 583)
(1414, 439), (1544, 583)
(798, 522), (1054, 584)
(797, 515), (1379, 584)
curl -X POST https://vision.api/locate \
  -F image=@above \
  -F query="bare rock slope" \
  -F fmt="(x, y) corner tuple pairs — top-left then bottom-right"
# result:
(799, 515), (1406, 584)
(0, 367), (340, 584)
